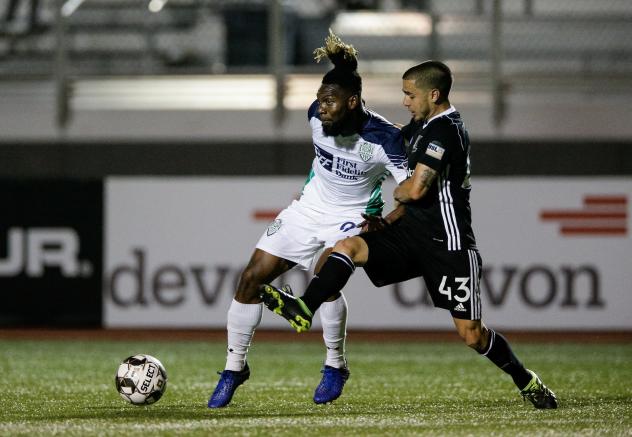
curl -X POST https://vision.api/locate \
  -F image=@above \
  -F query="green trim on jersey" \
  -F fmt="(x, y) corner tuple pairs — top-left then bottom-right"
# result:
(301, 168), (316, 195)
(365, 171), (389, 215)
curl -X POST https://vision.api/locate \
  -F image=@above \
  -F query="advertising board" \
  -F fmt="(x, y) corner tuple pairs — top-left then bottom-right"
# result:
(104, 177), (631, 330)
(1, 180), (103, 326)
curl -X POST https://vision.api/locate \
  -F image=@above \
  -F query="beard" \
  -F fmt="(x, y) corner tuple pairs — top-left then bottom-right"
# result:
(322, 120), (344, 136)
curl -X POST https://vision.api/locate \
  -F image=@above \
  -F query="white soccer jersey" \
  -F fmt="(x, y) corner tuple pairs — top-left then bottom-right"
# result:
(256, 101), (408, 270)
(299, 100), (408, 216)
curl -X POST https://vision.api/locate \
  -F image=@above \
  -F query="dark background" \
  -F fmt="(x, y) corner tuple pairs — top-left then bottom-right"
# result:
(1, 140), (631, 177)
(0, 180), (103, 326)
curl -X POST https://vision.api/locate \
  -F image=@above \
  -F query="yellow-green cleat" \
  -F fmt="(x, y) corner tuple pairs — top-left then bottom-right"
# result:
(520, 369), (558, 409)
(259, 284), (313, 333)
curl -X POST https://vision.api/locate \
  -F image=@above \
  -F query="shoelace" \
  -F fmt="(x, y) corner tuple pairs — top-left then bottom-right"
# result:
(522, 391), (538, 402)
(321, 367), (347, 383)
(521, 384), (549, 402)
(215, 369), (241, 385)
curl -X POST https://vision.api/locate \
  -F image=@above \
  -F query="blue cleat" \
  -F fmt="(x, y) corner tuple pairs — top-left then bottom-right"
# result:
(208, 363), (250, 408)
(313, 365), (350, 404)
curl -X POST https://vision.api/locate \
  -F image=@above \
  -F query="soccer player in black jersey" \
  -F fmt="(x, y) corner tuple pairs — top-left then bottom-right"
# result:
(261, 60), (558, 409)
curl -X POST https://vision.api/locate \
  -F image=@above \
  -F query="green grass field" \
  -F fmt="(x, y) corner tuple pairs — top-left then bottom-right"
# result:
(0, 339), (630, 436)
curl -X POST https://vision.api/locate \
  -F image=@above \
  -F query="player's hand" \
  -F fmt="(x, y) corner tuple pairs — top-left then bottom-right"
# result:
(358, 213), (388, 233)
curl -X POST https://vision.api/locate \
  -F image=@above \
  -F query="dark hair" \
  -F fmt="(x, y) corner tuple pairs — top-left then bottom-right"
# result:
(403, 60), (452, 102)
(313, 29), (362, 96)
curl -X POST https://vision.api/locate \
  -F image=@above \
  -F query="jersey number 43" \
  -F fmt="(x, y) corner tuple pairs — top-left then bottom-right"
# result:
(438, 276), (471, 302)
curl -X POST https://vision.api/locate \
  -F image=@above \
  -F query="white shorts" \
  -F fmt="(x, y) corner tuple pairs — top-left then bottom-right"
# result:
(255, 200), (363, 271)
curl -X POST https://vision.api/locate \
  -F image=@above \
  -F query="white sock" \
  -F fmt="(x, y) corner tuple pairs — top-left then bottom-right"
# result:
(225, 299), (262, 372)
(319, 293), (348, 369)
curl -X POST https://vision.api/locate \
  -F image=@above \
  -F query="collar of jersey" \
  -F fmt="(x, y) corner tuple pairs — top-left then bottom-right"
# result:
(422, 105), (456, 129)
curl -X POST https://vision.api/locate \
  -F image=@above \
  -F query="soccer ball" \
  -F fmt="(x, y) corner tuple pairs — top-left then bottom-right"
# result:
(115, 354), (168, 405)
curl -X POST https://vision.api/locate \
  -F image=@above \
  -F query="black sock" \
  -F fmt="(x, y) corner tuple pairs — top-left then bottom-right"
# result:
(301, 252), (355, 314)
(480, 329), (532, 390)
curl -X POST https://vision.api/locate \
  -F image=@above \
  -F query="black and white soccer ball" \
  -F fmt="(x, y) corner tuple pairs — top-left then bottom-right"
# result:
(115, 354), (168, 405)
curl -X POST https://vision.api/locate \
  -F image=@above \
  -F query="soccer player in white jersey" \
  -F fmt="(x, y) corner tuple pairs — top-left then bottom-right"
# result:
(208, 31), (408, 408)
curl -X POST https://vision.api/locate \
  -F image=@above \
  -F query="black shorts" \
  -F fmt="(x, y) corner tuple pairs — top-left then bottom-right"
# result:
(359, 216), (482, 320)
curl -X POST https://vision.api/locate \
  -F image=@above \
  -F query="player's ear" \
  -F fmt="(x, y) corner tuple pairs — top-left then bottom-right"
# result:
(430, 88), (441, 104)
(347, 94), (359, 110)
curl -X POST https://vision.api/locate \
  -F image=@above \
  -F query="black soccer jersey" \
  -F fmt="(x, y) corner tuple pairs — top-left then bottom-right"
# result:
(401, 107), (477, 251)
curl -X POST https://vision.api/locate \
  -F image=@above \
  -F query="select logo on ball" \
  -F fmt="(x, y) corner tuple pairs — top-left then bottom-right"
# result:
(115, 354), (167, 405)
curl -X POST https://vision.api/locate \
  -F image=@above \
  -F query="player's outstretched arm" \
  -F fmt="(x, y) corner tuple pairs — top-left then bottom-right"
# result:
(394, 163), (437, 204)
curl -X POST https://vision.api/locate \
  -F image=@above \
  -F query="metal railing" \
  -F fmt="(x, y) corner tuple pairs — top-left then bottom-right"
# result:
(1, 0), (631, 134)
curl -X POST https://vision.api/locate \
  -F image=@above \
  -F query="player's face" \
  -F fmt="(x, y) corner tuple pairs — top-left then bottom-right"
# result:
(317, 84), (356, 136)
(402, 79), (434, 122)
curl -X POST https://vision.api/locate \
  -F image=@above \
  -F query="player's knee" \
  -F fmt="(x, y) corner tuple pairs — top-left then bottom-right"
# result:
(332, 238), (351, 254)
(460, 327), (486, 351)
(333, 236), (362, 258)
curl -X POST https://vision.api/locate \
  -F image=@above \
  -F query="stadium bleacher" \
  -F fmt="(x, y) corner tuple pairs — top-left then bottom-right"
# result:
(0, 0), (630, 77)
(0, 0), (630, 140)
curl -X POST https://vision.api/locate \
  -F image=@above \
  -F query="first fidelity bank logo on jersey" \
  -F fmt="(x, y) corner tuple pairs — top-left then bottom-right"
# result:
(314, 144), (369, 180)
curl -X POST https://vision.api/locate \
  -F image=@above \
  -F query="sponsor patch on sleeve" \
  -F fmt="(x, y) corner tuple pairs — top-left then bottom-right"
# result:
(425, 141), (445, 160)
